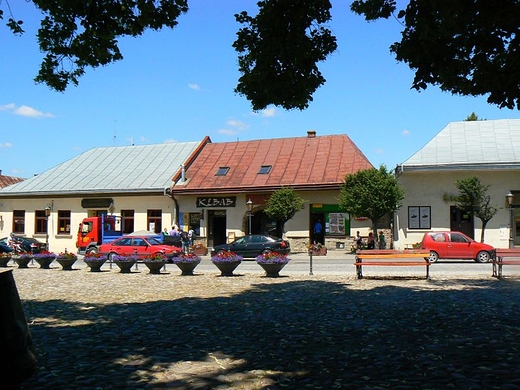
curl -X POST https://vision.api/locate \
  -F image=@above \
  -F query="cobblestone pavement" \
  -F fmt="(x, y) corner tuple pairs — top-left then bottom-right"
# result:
(6, 256), (520, 389)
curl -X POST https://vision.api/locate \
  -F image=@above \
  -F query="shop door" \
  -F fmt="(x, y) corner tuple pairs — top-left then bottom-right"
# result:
(450, 206), (474, 239)
(311, 212), (325, 244)
(208, 210), (227, 247)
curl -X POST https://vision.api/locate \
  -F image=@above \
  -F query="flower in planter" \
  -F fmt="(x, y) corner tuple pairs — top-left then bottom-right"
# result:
(84, 252), (108, 261)
(307, 242), (323, 251)
(255, 252), (290, 264)
(112, 254), (138, 262)
(13, 252), (33, 260)
(0, 252), (12, 258)
(211, 251), (243, 263)
(144, 253), (167, 262)
(33, 250), (57, 259)
(172, 253), (202, 263)
(57, 251), (78, 260)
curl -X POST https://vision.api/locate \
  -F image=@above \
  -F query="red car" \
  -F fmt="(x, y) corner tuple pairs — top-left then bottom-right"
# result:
(420, 231), (495, 263)
(99, 235), (182, 261)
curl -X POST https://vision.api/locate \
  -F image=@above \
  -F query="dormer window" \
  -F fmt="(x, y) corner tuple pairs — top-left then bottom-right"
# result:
(258, 165), (272, 174)
(216, 167), (230, 176)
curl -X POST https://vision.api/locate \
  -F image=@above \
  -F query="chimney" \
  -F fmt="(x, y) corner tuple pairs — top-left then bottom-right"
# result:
(307, 130), (316, 138)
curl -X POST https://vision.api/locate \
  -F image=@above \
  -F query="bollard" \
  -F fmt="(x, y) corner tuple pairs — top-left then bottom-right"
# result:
(0, 270), (37, 389)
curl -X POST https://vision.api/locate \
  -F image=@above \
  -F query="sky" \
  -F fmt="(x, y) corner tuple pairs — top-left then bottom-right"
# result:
(1, 1), (518, 179)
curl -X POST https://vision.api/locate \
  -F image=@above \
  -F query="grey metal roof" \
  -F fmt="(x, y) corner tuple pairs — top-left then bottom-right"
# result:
(0, 142), (203, 196)
(398, 119), (520, 171)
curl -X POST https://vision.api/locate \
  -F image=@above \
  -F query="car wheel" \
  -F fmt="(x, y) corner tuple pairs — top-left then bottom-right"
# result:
(427, 251), (439, 263)
(475, 251), (490, 263)
(86, 247), (98, 255)
(108, 252), (117, 261)
(217, 250), (227, 256)
(262, 249), (272, 256)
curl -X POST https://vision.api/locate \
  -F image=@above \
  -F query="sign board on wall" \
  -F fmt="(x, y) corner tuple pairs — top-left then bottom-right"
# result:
(196, 197), (236, 207)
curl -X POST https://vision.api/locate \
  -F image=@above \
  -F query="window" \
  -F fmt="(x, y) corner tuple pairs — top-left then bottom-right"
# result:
(408, 206), (431, 229)
(147, 209), (162, 234)
(58, 210), (71, 234)
(188, 212), (201, 236)
(12, 210), (25, 233)
(216, 167), (230, 176)
(121, 210), (134, 234)
(258, 165), (272, 174)
(35, 210), (48, 234)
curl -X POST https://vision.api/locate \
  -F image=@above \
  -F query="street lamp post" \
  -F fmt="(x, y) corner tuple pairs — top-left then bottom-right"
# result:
(246, 199), (253, 235)
(506, 192), (515, 249)
(44, 205), (51, 251)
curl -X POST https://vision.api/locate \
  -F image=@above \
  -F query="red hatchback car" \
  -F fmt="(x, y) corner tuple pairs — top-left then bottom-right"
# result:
(99, 235), (182, 261)
(420, 231), (495, 263)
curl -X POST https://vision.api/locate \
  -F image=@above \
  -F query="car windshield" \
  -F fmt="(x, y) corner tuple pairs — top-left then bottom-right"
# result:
(147, 237), (163, 245)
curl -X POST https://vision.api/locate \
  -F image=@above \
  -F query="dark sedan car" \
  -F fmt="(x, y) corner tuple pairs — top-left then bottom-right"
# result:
(0, 242), (12, 253)
(210, 234), (290, 258)
(0, 235), (47, 254)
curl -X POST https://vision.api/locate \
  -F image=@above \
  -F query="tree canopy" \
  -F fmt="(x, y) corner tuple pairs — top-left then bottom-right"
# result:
(264, 187), (304, 238)
(338, 166), (405, 236)
(455, 176), (497, 243)
(4, 0), (520, 110)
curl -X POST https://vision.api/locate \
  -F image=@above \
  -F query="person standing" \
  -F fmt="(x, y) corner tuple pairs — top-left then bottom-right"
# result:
(378, 231), (386, 249)
(313, 219), (324, 245)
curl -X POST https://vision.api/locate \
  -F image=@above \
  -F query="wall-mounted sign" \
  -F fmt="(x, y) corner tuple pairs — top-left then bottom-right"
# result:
(81, 198), (114, 208)
(197, 196), (236, 208)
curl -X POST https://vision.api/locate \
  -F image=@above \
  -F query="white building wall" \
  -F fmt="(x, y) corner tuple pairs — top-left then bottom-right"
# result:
(0, 195), (176, 253)
(395, 170), (520, 249)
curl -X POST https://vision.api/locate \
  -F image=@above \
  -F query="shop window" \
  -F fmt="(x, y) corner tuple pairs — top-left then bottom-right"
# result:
(35, 210), (48, 234)
(147, 209), (162, 233)
(188, 212), (201, 236)
(57, 210), (71, 234)
(408, 206), (431, 229)
(13, 210), (25, 233)
(121, 210), (134, 234)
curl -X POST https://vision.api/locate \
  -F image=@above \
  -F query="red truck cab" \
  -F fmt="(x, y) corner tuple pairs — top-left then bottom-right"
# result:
(76, 215), (123, 254)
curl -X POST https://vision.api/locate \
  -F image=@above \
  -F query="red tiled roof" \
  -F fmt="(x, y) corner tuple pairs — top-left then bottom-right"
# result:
(0, 174), (24, 189)
(173, 134), (373, 194)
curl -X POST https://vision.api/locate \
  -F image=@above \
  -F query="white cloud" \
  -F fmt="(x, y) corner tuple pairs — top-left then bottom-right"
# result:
(0, 103), (54, 118)
(261, 107), (276, 117)
(0, 103), (15, 111)
(188, 83), (200, 90)
(0, 143), (13, 148)
(226, 119), (249, 130)
(401, 129), (411, 136)
(218, 128), (239, 136)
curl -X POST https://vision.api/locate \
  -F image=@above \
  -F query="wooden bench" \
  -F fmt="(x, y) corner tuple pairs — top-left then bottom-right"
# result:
(355, 249), (432, 280)
(492, 249), (520, 278)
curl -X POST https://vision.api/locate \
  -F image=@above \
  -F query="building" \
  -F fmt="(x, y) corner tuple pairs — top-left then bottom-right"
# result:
(171, 131), (373, 252)
(394, 119), (520, 249)
(0, 131), (373, 253)
(0, 141), (208, 252)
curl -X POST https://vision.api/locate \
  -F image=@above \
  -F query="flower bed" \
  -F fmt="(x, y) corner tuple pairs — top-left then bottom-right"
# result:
(172, 253), (202, 264)
(84, 252), (108, 261)
(211, 251), (244, 263)
(112, 255), (138, 262)
(57, 251), (78, 260)
(255, 252), (290, 264)
(144, 253), (167, 262)
(33, 251), (56, 260)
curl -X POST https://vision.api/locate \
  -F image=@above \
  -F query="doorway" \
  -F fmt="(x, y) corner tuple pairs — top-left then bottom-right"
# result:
(450, 206), (474, 238)
(208, 210), (227, 247)
(311, 212), (325, 244)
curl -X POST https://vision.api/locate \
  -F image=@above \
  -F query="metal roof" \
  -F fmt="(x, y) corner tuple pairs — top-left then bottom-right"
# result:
(173, 133), (373, 194)
(398, 119), (520, 172)
(0, 142), (203, 196)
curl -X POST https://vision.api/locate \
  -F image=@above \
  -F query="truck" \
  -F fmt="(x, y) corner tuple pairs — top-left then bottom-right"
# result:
(76, 214), (123, 254)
